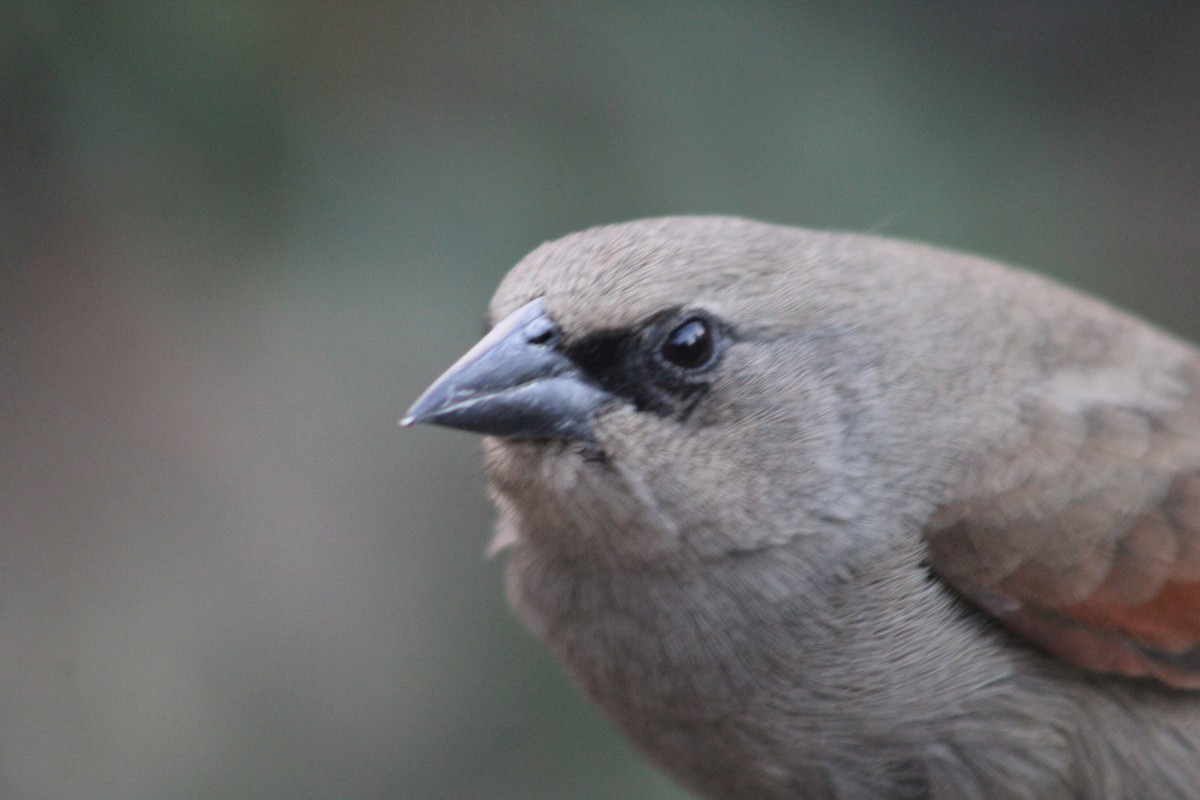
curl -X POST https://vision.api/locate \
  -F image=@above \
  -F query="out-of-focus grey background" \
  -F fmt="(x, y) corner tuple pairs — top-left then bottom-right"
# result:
(3, 4), (1199, 798)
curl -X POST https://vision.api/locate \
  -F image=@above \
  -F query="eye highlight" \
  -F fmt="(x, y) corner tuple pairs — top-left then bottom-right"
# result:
(660, 317), (715, 370)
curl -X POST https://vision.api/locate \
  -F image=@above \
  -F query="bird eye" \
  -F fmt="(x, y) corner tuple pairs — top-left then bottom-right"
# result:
(660, 317), (714, 370)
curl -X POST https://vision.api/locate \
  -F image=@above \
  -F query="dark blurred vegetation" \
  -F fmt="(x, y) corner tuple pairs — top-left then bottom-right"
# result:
(1, 4), (1198, 799)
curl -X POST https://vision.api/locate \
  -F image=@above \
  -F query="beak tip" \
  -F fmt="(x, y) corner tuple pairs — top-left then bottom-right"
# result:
(401, 384), (448, 429)
(399, 402), (432, 429)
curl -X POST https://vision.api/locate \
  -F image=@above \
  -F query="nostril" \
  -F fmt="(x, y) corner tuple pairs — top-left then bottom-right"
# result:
(526, 319), (557, 346)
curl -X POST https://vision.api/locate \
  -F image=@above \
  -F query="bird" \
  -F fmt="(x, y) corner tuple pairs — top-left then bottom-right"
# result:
(402, 216), (1200, 799)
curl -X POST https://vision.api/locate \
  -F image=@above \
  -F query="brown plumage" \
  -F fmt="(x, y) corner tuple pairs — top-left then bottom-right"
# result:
(405, 217), (1200, 799)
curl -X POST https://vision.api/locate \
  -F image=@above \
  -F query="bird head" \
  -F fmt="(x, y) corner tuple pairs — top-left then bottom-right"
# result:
(405, 217), (962, 565)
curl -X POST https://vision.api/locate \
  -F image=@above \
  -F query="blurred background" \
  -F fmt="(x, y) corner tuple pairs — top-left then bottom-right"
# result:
(3, 3), (1199, 798)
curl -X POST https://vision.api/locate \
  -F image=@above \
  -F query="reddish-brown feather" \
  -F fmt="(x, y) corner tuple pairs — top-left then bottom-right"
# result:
(997, 605), (1184, 684)
(1063, 581), (1200, 653)
(931, 472), (1200, 687)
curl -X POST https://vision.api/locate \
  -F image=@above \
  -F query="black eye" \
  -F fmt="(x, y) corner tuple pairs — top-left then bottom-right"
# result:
(660, 317), (715, 369)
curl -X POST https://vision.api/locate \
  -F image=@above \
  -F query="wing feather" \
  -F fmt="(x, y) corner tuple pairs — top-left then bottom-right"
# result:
(926, 356), (1200, 688)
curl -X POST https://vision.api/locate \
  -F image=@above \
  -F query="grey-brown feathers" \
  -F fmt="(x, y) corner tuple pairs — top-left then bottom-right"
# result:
(407, 217), (1200, 799)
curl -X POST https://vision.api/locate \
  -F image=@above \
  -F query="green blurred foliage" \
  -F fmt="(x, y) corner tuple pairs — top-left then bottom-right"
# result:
(1, 4), (1198, 799)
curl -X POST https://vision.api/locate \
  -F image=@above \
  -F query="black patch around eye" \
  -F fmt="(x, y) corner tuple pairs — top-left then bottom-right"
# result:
(564, 308), (729, 420)
(567, 331), (642, 400)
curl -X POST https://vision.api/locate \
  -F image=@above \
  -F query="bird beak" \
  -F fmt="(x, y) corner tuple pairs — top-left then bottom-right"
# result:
(401, 297), (613, 442)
